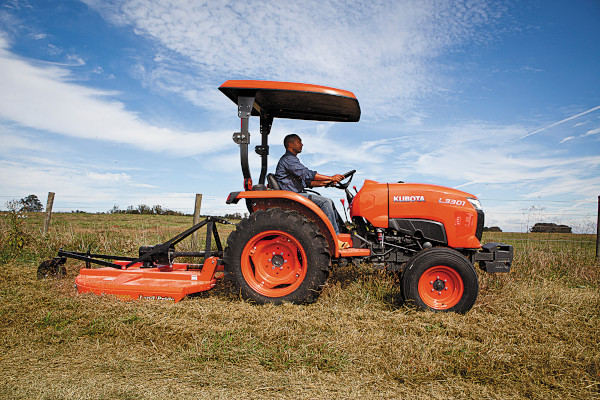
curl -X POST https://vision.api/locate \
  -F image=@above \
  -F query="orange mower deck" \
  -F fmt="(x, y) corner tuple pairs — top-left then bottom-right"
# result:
(44, 216), (232, 303)
(75, 257), (224, 302)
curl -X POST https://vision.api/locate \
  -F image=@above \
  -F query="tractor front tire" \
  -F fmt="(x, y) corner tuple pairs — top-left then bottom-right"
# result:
(224, 208), (330, 304)
(401, 247), (479, 313)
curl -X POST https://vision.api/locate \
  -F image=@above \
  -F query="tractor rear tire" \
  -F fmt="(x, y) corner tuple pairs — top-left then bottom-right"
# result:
(224, 208), (330, 304)
(401, 247), (479, 313)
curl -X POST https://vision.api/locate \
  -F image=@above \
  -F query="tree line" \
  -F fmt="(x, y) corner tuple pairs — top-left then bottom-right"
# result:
(108, 204), (185, 216)
(484, 223), (573, 233)
(107, 205), (247, 220)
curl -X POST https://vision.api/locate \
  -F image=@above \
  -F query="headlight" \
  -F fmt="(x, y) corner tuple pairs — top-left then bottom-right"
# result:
(467, 197), (482, 211)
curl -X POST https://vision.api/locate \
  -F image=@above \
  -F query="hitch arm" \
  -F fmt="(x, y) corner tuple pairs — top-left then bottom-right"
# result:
(53, 217), (232, 270)
(124, 216), (231, 268)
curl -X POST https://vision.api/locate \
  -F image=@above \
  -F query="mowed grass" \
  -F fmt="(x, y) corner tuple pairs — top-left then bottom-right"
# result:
(1, 212), (599, 399)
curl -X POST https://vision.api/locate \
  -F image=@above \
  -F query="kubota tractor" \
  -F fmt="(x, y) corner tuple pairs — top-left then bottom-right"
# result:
(220, 80), (512, 313)
(42, 80), (512, 313)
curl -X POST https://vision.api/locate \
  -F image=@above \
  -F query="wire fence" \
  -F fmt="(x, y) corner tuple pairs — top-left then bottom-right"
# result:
(1, 192), (598, 216)
(0, 194), (242, 216)
(3, 194), (598, 226)
(483, 235), (598, 261)
(2, 192), (599, 260)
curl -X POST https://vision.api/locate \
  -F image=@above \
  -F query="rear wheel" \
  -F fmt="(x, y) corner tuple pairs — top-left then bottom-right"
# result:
(401, 247), (479, 313)
(224, 208), (330, 304)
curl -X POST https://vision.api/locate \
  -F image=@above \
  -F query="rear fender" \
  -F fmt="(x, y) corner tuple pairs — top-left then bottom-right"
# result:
(228, 191), (339, 257)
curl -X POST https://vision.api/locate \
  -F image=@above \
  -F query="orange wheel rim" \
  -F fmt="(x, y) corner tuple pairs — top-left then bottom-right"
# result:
(417, 265), (464, 310)
(241, 230), (307, 297)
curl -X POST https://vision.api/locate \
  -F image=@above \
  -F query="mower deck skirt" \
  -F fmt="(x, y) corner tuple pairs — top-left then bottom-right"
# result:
(75, 258), (222, 302)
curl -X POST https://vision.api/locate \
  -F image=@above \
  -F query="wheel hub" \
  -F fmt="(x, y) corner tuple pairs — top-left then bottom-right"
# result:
(271, 254), (285, 268)
(432, 279), (445, 291)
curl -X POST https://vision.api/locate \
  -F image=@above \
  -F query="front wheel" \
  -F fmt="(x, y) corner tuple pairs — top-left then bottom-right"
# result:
(401, 247), (479, 313)
(224, 208), (330, 304)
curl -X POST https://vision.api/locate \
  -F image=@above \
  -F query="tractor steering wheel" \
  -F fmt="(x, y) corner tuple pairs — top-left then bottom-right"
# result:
(327, 169), (356, 189)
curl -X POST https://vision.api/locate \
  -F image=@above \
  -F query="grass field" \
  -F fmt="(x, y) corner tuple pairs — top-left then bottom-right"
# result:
(1, 212), (599, 399)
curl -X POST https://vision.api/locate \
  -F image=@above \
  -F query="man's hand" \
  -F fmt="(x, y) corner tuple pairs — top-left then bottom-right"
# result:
(330, 174), (344, 183)
(311, 173), (345, 187)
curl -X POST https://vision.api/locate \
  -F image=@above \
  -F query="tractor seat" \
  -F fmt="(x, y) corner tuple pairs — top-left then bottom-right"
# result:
(267, 173), (281, 190)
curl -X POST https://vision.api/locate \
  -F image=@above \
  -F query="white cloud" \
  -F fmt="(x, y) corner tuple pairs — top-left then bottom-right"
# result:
(582, 127), (600, 137)
(0, 36), (231, 156)
(237, 117), (600, 210)
(86, 171), (134, 184)
(65, 54), (85, 66)
(0, 155), (247, 215)
(83, 0), (506, 120)
(28, 33), (47, 40)
(2, 1), (597, 232)
(521, 173), (600, 200)
(0, 160), (108, 201)
(0, 128), (47, 153)
(560, 136), (575, 144)
(520, 105), (600, 140)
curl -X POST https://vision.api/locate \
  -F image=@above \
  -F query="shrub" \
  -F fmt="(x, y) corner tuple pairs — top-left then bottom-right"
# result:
(530, 222), (572, 233)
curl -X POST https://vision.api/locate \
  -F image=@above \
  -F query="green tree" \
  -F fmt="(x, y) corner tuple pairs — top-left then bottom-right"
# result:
(19, 194), (43, 212)
(137, 204), (152, 214)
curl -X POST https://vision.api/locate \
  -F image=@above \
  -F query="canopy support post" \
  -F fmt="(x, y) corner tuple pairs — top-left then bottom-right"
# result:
(233, 96), (255, 190)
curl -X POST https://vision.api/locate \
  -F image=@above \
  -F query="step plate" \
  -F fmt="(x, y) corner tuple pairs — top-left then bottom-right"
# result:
(338, 248), (371, 257)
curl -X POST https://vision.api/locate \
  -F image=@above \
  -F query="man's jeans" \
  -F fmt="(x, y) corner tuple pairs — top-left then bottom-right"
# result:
(299, 192), (340, 234)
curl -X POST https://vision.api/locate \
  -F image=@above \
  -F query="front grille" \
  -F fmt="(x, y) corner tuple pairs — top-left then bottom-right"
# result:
(475, 209), (485, 241)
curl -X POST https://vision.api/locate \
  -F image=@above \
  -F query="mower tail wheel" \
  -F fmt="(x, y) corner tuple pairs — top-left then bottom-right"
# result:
(37, 257), (67, 280)
(224, 208), (330, 304)
(401, 247), (479, 313)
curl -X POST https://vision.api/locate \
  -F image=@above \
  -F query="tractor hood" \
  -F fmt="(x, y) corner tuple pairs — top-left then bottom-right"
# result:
(219, 80), (361, 122)
(350, 180), (483, 248)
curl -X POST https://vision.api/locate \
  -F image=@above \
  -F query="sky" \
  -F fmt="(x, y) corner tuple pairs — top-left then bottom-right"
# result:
(0, 0), (599, 233)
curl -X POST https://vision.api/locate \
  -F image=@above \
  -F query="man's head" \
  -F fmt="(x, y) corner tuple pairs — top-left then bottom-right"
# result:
(284, 134), (303, 155)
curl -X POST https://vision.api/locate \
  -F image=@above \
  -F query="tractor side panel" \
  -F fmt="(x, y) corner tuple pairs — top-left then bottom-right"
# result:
(387, 183), (481, 249)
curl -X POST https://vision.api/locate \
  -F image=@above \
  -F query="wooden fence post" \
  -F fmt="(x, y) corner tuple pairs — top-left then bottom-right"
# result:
(596, 196), (600, 261)
(191, 194), (203, 251)
(43, 192), (55, 235)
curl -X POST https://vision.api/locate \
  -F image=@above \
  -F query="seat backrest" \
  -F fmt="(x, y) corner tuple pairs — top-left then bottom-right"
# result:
(266, 173), (281, 190)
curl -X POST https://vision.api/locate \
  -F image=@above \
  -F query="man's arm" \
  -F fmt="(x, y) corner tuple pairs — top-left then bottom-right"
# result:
(310, 173), (344, 187)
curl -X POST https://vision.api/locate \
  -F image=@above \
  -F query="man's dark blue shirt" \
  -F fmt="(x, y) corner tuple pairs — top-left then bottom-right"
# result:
(275, 150), (316, 193)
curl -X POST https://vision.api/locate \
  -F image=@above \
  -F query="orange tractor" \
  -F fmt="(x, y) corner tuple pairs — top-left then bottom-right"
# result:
(40, 80), (512, 313)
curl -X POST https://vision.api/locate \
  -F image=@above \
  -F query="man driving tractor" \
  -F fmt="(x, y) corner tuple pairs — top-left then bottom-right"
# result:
(275, 134), (346, 238)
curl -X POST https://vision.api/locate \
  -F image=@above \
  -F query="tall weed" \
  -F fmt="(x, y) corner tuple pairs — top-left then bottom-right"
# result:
(0, 201), (33, 263)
